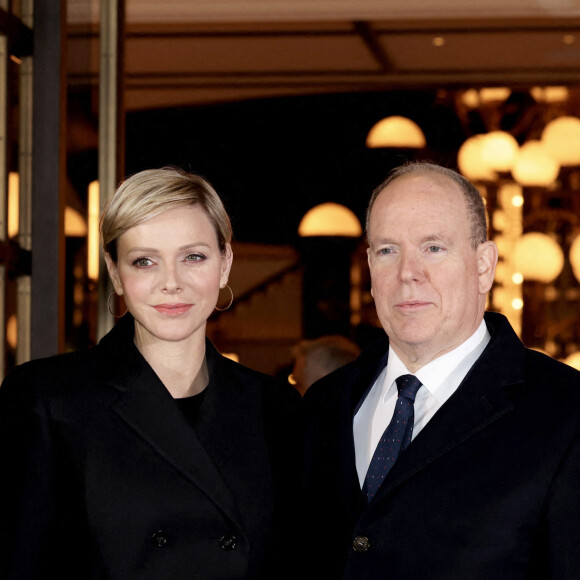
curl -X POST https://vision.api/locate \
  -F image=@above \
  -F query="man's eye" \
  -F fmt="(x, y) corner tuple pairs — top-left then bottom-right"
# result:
(427, 246), (442, 253)
(379, 247), (393, 255)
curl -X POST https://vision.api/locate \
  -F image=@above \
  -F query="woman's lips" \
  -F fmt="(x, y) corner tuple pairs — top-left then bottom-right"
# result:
(153, 303), (193, 315)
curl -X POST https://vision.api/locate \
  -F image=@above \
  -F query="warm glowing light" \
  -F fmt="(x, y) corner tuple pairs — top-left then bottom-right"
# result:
(530, 86), (569, 103)
(511, 140), (560, 187)
(366, 116), (426, 149)
(511, 195), (524, 207)
(541, 116), (580, 166)
(65, 207), (87, 237)
(563, 34), (575, 45)
(88, 180), (100, 281)
(512, 272), (524, 284)
(511, 298), (524, 310)
(479, 87), (511, 103)
(570, 234), (580, 283)
(564, 351), (580, 370)
(8, 172), (19, 237)
(432, 36), (445, 47)
(461, 89), (480, 109)
(6, 314), (17, 349)
(480, 131), (519, 172)
(514, 232), (564, 283)
(298, 203), (362, 237)
(457, 135), (497, 181)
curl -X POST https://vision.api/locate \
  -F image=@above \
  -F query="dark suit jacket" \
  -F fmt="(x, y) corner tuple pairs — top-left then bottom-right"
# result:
(0, 314), (302, 580)
(303, 311), (580, 579)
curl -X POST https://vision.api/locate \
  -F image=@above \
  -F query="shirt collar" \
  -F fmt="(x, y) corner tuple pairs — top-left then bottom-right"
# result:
(382, 319), (490, 403)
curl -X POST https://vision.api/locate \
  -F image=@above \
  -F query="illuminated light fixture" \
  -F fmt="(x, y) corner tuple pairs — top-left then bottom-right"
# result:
(6, 314), (17, 349)
(87, 180), (100, 281)
(569, 234), (580, 283)
(514, 232), (564, 283)
(530, 86), (569, 103)
(563, 34), (575, 45)
(541, 116), (580, 166)
(432, 36), (445, 47)
(457, 135), (497, 181)
(511, 140), (560, 187)
(7, 171), (19, 237)
(461, 89), (480, 109)
(366, 116), (426, 149)
(479, 87), (511, 103)
(65, 206), (87, 237)
(298, 202), (362, 237)
(480, 131), (519, 173)
(564, 351), (580, 370)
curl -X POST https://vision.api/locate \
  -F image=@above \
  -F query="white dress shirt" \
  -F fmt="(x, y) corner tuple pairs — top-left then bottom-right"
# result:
(353, 320), (490, 487)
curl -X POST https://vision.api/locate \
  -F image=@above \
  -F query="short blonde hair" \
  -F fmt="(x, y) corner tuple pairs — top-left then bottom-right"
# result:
(100, 167), (232, 262)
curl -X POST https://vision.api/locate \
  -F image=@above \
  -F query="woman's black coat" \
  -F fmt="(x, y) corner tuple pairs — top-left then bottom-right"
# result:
(0, 314), (303, 579)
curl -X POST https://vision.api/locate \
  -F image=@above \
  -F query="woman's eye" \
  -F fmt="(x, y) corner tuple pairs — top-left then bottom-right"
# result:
(185, 253), (206, 262)
(133, 257), (154, 267)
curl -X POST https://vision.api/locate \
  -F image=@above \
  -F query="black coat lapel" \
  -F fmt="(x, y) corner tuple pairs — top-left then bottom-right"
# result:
(375, 312), (524, 499)
(98, 316), (244, 531)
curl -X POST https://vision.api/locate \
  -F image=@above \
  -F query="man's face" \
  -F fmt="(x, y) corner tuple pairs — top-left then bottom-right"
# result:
(366, 172), (497, 371)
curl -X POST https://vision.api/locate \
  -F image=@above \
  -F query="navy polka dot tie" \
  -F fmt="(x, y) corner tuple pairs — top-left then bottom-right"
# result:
(362, 374), (423, 502)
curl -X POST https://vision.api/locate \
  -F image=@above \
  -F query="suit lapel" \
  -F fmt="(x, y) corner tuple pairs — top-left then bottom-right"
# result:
(98, 318), (244, 531)
(335, 340), (390, 512)
(374, 312), (525, 501)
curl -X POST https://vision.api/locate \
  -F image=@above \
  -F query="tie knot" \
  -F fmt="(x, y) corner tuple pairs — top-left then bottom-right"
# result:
(395, 374), (422, 401)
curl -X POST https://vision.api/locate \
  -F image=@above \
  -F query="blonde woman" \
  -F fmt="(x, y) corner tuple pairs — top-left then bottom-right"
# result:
(0, 167), (302, 580)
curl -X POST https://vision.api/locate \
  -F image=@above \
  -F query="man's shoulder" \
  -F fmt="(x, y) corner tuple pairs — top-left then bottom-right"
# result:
(305, 336), (388, 406)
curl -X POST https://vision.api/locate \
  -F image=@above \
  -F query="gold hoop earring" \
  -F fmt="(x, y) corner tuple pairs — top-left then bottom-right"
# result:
(107, 292), (127, 318)
(215, 284), (233, 311)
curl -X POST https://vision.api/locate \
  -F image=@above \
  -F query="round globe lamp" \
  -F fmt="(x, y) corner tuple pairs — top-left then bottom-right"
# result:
(457, 135), (497, 181)
(541, 116), (580, 166)
(514, 232), (564, 283)
(569, 234), (580, 283)
(366, 116), (426, 149)
(298, 202), (362, 237)
(511, 140), (560, 187)
(480, 131), (519, 173)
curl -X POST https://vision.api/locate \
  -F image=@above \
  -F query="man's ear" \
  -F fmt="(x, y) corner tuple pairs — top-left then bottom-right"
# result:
(477, 241), (498, 294)
(104, 253), (124, 295)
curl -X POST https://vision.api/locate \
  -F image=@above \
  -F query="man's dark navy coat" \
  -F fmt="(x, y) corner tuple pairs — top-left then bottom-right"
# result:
(303, 311), (580, 579)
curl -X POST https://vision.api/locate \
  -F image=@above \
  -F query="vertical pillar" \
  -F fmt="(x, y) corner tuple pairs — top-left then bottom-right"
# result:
(30, 0), (66, 358)
(97, 0), (125, 339)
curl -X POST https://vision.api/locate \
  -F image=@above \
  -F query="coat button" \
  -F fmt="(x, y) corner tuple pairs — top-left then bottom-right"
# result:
(151, 530), (169, 548)
(219, 535), (237, 551)
(352, 535), (371, 552)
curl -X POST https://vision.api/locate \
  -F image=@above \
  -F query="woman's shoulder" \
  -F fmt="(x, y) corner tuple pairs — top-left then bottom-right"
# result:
(1, 348), (98, 399)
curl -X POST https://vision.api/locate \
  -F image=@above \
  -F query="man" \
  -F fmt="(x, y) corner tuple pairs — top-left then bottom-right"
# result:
(291, 335), (361, 396)
(303, 161), (580, 579)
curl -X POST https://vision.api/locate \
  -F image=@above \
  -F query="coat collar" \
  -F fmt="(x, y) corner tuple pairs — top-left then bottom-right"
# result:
(95, 314), (261, 533)
(341, 312), (524, 507)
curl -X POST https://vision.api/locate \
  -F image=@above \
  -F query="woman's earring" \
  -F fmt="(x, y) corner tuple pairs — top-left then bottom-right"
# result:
(215, 285), (234, 311)
(107, 292), (127, 318)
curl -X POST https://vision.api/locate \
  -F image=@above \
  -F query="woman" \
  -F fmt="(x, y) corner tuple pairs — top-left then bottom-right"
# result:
(0, 167), (302, 579)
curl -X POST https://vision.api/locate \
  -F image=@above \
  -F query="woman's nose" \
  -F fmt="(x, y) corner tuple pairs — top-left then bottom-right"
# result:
(162, 265), (182, 293)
